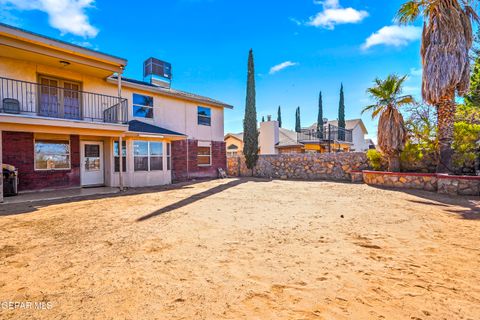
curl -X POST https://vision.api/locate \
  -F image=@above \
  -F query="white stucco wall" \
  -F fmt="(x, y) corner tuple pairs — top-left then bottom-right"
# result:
(259, 121), (279, 155)
(351, 125), (369, 152)
(0, 56), (225, 142)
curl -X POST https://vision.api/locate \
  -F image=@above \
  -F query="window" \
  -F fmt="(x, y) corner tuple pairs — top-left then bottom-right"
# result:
(34, 140), (70, 170)
(197, 145), (211, 166)
(133, 141), (163, 171)
(197, 106), (211, 126)
(133, 93), (154, 118)
(133, 141), (149, 171)
(227, 144), (238, 151)
(166, 143), (171, 170)
(149, 142), (163, 171)
(114, 140), (127, 172)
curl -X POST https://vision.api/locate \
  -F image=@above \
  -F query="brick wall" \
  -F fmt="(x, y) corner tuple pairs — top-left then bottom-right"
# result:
(2, 131), (80, 191)
(172, 139), (226, 181)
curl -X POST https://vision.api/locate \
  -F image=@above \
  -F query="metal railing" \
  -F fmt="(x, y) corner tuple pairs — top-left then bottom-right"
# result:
(0, 76), (128, 124)
(297, 124), (353, 143)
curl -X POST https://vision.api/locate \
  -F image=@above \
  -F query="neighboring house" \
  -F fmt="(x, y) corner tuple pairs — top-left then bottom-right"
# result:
(225, 118), (368, 155)
(0, 23), (232, 201)
(307, 119), (370, 152)
(224, 133), (243, 156)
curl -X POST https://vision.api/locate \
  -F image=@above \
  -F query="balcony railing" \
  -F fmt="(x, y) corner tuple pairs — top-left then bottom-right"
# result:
(297, 124), (353, 143)
(0, 77), (128, 124)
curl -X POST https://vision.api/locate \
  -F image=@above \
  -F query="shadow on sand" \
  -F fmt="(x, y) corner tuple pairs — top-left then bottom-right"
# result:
(369, 185), (480, 220)
(0, 179), (227, 217)
(136, 178), (269, 222)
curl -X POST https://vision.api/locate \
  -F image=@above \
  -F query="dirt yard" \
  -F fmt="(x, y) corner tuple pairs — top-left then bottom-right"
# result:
(0, 178), (479, 319)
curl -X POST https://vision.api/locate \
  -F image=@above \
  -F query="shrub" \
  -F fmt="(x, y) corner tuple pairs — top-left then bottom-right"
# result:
(366, 149), (383, 171)
(452, 121), (480, 173)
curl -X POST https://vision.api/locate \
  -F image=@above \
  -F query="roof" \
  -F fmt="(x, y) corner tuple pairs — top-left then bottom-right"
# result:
(277, 128), (303, 147)
(308, 119), (368, 134)
(128, 120), (185, 136)
(225, 127), (303, 148)
(225, 133), (244, 141)
(109, 76), (234, 109)
(0, 22), (127, 66)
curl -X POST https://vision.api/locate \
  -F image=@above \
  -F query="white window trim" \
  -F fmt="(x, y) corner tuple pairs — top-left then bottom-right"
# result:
(113, 140), (127, 173)
(166, 143), (172, 171)
(132, 93), (154, 119)
(133, 140), (164, 172)
(197, 143), (212, 167)
(34, 139), (71, 171)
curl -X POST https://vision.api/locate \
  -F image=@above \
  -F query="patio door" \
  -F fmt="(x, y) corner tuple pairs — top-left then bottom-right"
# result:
(81, 141), (104, 186)
(39, 76), (81, 119)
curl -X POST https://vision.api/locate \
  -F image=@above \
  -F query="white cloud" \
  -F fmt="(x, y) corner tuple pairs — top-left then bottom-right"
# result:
(362, 25), (421, 50)
(269, 61), (299, 75)
(307, 0), (368, 30)
(0, 0), (99, 37)
(410, 67), (422, 77)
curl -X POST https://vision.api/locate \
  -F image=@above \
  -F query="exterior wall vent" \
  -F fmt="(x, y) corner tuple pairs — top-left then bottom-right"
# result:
(143, 57), (172, 88)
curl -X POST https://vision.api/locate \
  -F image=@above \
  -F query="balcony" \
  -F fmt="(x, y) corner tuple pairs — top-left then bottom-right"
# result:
(0, 77), (128, 124)
(297, 124), (353, 143)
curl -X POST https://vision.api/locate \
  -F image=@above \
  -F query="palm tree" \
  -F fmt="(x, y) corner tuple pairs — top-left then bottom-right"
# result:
(397, 0), (479, 173)
(363, 75), (415, 172)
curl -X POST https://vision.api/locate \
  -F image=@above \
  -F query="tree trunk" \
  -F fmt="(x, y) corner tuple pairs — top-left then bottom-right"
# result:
(436, 97), (456, 173)
(388, 154), (401, 172)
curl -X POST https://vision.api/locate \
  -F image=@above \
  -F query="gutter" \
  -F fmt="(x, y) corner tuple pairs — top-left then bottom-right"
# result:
(106, 77), (234, 109)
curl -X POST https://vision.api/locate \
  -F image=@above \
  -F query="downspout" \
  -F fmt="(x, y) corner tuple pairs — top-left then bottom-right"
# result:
(118, 68), (124, 191)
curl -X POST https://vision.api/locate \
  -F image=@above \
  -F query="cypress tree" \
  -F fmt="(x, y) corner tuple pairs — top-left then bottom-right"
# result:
(243, 49), (259, 170)
(295, 107), (301, 133)
(317, 91), (324, 138)
(277, 105), (282, 127)
(338, 83), (346, 140)
(261, 116), (265, 122)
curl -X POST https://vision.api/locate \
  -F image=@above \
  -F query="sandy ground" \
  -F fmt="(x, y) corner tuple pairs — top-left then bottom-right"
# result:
(0, 178), (479, 320)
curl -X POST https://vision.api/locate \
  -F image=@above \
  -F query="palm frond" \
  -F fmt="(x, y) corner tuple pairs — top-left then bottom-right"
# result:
(396, 0), (422, 24)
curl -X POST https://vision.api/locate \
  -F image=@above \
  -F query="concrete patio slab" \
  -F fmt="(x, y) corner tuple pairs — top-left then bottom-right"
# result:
(1, 187), (119, 204)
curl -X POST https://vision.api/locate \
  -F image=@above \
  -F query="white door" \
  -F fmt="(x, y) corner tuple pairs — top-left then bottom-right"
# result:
(81, 141), (104, 186)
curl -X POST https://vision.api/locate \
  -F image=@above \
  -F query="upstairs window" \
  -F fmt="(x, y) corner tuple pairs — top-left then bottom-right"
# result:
(133, 93), (153, 118)
(197, 106), (211, 126)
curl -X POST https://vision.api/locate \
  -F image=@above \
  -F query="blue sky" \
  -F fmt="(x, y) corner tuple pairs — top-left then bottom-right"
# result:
(0, 0), (424, 140)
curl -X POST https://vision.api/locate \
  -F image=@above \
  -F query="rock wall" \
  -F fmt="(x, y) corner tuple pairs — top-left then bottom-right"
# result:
(363, 171), (437, 192)
(227, 153), (368, 181)
(363, 170), (480, 196)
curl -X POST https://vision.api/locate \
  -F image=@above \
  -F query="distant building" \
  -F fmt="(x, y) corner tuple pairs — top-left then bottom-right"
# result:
(225, 118), (370, 155)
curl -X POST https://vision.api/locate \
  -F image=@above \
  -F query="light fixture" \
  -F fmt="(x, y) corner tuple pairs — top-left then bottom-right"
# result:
(59, 60), (70, 67)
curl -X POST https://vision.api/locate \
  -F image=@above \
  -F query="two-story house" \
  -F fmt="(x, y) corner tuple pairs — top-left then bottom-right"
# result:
(0, 23), (232, 201)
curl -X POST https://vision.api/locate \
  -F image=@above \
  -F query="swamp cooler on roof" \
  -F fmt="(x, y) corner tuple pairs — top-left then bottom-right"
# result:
(143, 57), (172, 88)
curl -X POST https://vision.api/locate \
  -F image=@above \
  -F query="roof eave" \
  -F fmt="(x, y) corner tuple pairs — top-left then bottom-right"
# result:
(0, 23), (127, 67)
(107, 77), (234, 109)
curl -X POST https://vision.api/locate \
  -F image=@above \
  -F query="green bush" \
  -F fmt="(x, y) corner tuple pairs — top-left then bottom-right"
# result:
(452, 121), (480, 171)
(366, 149), (383, 171)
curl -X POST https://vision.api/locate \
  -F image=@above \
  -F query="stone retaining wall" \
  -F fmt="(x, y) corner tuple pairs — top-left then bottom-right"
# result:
(227, 153), (368, 181)
(362, 170), (480, 196)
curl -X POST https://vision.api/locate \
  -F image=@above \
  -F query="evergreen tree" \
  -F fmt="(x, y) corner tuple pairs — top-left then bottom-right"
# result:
(338, 83), (346, 140)
(317, 91), (324, 138)
(261, 116), (265, 122)
(277, 105), (282, 127)
(466, 27), (480, 108)
(243, 49), (259, 170)
(295, 107), (301, 133)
